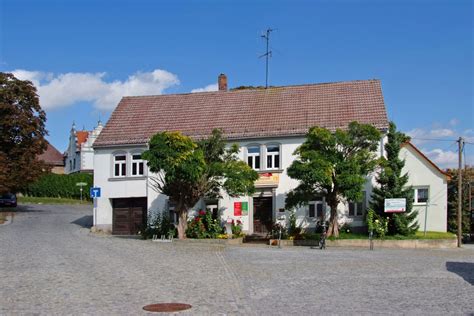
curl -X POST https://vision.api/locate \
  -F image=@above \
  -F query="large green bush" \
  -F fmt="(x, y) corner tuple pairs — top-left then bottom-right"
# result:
(22, 173), (93, 200)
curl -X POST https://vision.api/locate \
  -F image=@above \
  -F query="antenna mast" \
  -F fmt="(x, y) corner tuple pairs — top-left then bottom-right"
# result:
(260, 28), (274, 88)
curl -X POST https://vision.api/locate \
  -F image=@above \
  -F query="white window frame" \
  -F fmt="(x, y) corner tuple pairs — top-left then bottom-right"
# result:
(130, 152), (145, 176)
(265, 144), (281, 170)
(414, 186), (429, 205)
(113, 153), (127, 178)
(247, 145), (261, 170)
(348, 191), (366, 217)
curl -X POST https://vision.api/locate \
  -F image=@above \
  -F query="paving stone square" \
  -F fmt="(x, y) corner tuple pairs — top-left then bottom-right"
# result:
(1, 204), (473, 315)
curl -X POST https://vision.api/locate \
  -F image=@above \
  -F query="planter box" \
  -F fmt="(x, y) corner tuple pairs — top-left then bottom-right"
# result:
(269, 238), (457, 249)
(173, 237), (243, 245)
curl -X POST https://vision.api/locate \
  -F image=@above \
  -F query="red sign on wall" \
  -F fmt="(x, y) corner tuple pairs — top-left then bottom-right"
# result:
(234, 202), (242, 216)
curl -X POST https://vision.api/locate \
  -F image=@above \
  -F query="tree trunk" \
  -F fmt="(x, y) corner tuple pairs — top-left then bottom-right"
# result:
(326, 200), (339, 237)
(177, 207), (188, 239)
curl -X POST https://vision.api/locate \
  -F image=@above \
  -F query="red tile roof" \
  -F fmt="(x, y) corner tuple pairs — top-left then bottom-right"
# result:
(76, 131), (89, 148)
(38, 142), (64, 166)
(94, 79), (389, 147)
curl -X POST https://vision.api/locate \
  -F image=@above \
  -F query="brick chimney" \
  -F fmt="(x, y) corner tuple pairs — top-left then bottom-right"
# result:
(218, 73), (228, 91)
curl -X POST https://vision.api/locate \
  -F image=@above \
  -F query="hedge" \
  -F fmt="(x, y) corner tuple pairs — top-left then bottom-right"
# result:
(23, 173), (93, 200)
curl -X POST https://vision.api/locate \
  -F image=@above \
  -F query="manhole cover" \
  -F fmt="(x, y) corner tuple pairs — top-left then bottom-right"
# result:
(143, 303), (192, 313)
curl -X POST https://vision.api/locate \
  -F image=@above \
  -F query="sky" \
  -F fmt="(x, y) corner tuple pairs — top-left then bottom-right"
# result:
(1, 0), (473, 169)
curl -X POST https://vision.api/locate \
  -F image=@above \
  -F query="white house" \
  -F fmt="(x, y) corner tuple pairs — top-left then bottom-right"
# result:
(65, 121), (103, 174)
(400, 142), (449, 232)
(92, 75), (447, 235)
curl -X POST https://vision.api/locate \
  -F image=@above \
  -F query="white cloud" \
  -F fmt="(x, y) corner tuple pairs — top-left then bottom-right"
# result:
(406, 127), (456, 145)
(430, 128), (455, 138)
(11, 69), (180, 110)
(191, 83), (218, 93)
(424, 148), (458, 168)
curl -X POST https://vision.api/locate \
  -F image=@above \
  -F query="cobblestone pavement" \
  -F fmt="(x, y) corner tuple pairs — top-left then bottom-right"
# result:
(1, 204), (473, 315)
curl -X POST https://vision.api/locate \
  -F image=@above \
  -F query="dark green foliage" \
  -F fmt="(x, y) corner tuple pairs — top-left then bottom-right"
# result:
(370, 122), (419, 235)
(140, 212), (176, 240)
(22, 173), (93, 200)
(285, 121), (381, 237)
(186, 209), (224, 239)
(446, 168), (472, 234)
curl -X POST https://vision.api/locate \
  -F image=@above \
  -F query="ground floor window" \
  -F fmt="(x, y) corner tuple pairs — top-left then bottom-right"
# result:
(348, 191), (366, 217)
(414, 187), (429, 204)
(308, 197), (324, 218)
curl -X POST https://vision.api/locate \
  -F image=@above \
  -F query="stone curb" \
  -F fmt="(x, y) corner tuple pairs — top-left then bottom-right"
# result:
(269, 238), (458, 249)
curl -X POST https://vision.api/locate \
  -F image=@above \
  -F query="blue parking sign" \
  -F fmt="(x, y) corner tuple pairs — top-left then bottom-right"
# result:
(90, 187), (101, 198)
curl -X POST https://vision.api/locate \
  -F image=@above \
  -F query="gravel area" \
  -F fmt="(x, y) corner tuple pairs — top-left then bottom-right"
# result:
(1, 204), (473, 315)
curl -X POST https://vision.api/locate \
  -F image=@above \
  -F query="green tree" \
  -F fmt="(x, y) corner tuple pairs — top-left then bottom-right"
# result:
(446, 167), (472, 235)
(285, 122), (381, 237)
(143, 129), (258, 239)
(0, 72), (47, 194)
(370, 122), (418, 235)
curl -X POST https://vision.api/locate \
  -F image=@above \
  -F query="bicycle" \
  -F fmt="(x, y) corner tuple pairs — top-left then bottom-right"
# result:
(319, 225), (327, 250)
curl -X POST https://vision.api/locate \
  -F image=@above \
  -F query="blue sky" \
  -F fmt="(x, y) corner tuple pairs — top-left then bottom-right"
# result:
(1, 0), (473, 168)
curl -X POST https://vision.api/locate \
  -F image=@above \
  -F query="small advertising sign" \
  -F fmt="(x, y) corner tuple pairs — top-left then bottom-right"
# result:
(241, 202), (248, 216)
(234, 202), (242, 216)
(384, 198), (406, 213)
(255, 173), (280, 187)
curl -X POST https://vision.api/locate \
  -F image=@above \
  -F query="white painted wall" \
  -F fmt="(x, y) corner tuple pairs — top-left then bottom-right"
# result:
(400, 145), (448, 232)
(93, 146), (148, 231)
(93, 135), (448, 234)
(65, 122), (103, 174)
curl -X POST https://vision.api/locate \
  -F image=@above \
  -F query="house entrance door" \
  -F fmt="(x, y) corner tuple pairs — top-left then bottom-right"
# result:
(253, 197), (273, 235)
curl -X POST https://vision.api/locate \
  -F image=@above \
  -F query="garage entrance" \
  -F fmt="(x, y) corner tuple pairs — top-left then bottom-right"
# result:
(112, 197), (147, 235)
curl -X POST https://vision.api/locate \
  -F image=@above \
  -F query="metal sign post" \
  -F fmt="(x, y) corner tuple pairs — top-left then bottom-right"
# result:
(90, 187), (101, 227)
(76, 182), (87, 202)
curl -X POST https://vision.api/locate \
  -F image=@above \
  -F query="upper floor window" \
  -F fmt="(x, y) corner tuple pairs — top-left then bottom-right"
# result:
(266, 145), (280, 170)
(114, 154), (127, 177)
(247, 146), (260, 170)
(414, 187), (429, 204)
(348, 191), (366, 217)
(131, 153), (144, 176)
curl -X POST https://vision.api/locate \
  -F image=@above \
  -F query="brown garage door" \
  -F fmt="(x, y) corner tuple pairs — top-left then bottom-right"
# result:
(112, 197), (147, 235)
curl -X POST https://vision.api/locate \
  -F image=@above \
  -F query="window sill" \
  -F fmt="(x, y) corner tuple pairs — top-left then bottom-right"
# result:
(108, 176), (147, 181)
(257, 169), (284, 174)
(414, 202), (428, 206)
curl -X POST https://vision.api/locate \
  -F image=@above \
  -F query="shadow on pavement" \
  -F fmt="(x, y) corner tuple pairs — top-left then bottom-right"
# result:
(446, 262), (474, 285)
(71, 215), (93, 228)
(2, 204), (46, 213)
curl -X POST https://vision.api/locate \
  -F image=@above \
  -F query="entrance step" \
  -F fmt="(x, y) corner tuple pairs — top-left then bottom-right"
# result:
(244, 234), (270, 244)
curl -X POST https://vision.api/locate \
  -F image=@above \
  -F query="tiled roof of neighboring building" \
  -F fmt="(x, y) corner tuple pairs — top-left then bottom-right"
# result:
(38, 142), (64, 166)
(76, 131), (89, 148)
(94, 79), (389, 147)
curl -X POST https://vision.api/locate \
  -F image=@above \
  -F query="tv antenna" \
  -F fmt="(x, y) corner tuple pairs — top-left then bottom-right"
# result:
(260, 28), (274, 88)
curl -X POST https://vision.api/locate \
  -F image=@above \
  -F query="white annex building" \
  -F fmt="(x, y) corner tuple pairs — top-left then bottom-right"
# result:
(64, 121), (103, 174)
(92, 75), (448, 235)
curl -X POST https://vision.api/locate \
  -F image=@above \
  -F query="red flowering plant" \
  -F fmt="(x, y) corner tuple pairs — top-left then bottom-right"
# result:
(186, 209), (224, 239)
(231, 219), (244, 238)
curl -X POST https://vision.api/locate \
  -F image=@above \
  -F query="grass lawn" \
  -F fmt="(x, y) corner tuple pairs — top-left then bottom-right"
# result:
(18, 196), (92, 205)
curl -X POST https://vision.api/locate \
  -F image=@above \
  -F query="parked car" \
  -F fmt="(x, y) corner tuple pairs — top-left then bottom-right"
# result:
(0, 193), (17, 207)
